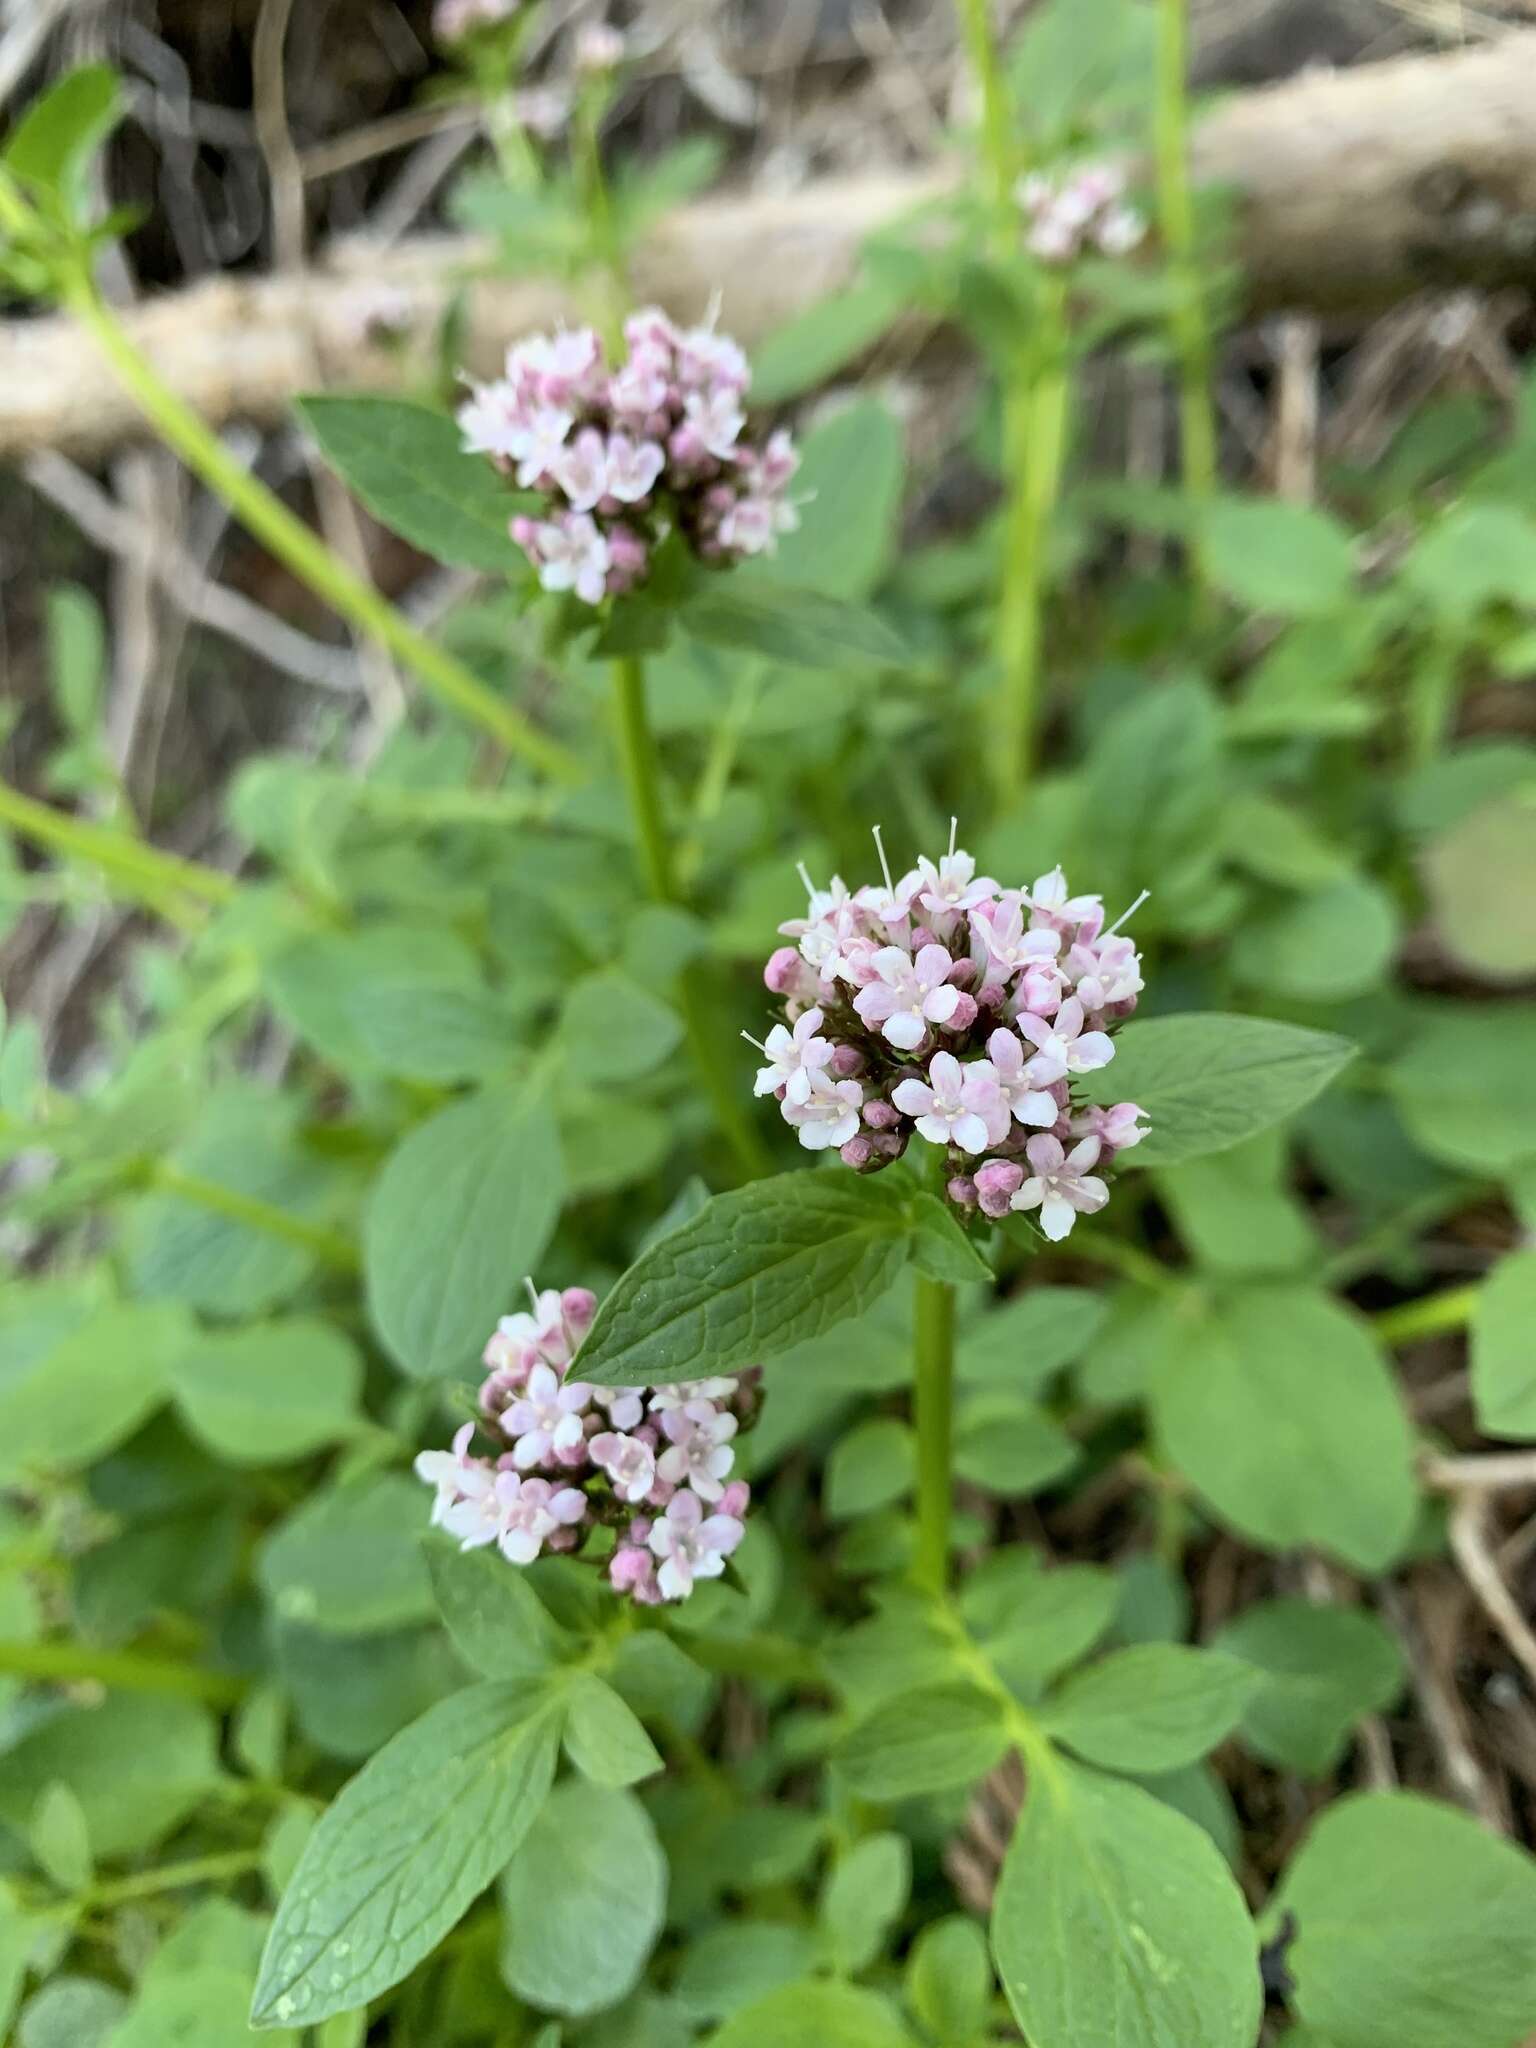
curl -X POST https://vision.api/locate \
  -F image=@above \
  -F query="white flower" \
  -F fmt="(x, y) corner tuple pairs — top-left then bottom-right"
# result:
(782, 1069), (863, 1151)
(683, 386), (746, 459)
(891, 1050), (999, 1156)
(439, 1461), (508, 1549)
(1010, 1134), (1109, 1242)
(853, 944), (962, 1052)
(657, 1402), (738, 1502)
(414, 1422), (479, 1528)
(1015, 997), (1115, 1086)
(647, 1488), (745, 1600)
(1026, 866), (1103, 930)
(649, 1377), (738, 1410)
(591, 1384), (645, 1432)
(554, 426), (610, 511)
(916, 843), (999, 918)
(986, 1028), (1059, 1133)
(590, 1431), (657, 1505)
(976, 894), (1064, 980)
(533, 513), (610, 605)
(603, 433), (666, 504)
(501, 1363), (592, 1468)
(748, 1006), (834, 1105)
(494, 1472), (586, 1565)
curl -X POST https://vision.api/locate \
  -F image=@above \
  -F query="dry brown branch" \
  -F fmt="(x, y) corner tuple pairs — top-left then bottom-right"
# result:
(5, 32), (1536, 457)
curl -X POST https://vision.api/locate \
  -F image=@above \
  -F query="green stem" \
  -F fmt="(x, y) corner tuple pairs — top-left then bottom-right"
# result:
(1374, 1283), (1479, 1348)
(574, 97), (625, 350)
(611, 654), (677, 903)
(60, 270), (581, 784)
(991, 317), (1069, 812)
(1154, 0), (1217, 511)
(149, 1161), (360, 1272)
(0, 778), (234, 924)
(912, 1269), (957, 1597)
(51, 1850), (264, 1918)
(955, 0), (1015, 230)
(610, 656), (770, 1178)
(0, 1639), (246, 1705)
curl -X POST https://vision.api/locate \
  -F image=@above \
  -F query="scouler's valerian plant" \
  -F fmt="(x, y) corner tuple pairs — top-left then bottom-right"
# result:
(748, 826), (1149, 1241)
(1016, 164), (1146, 265)
(414, 1281), (758, 1603)
(457, 309), (801, 603)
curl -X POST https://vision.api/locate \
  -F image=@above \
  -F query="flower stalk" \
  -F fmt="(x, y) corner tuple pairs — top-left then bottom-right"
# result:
(57, 265), (581, 783)
(912, 1265), (957, 1597)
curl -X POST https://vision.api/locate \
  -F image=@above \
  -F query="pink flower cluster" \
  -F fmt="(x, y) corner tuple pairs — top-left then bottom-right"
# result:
(1016, 165), (1144, 265)
(747, 826), (1150, 1242)
(457, 310), (800, 606)
(414, 1283), (758, 1604)
(434, 0), (520, 42)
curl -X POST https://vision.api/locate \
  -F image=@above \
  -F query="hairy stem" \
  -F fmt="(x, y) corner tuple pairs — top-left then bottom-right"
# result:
(1155, 0), (1218, 512)
(1374, 1282), (1479, 1347)
(912, 1269), (957, 1597)
(60, 268), (581, 783)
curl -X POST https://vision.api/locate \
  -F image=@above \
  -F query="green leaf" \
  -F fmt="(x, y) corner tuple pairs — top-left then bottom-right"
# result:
(574, 1173), (912, 1387)
(758, 397), (904, 599)
(1211, 1600), (1404, 1776)
(167, 1318), (361, 1465)
(1403, 502), (1536, 617)
(837, 1683), (1009, 1798)
(1231, 876), (1400, 1002)
(258, 1473), (435, 1637)
(425, 1538), (573, 1681)
(707, 1981), (915, 2048)
(28, 1782), (91, 1893)
(45, 585), (105, 737)
(1274, 1792), (1536, 2048)
(562, 1674), (663, 1787)
(0, 1297), (184, 1482)
(749, 278), (906, 405)
(908, 1193), (993, 1283)
(959, 1556), (1119, 1682)
(1421, 788), (1536, 983)
(1084, 1013), (1356, 1167)
(498, 1781), (666, 2018)
(125, 1087), (333, 1316)
(674, 1924), (818, 2022)
(679, 581), (905, 672)
(364, 1087), (563, 1379)
(1151, 1287), (1418, 1572)
(825, 1417), (914, 1519)
(1388, 1004), (1536, 1173)
(3, 65), (123, 210)
(0, 1695), (219, 1859)
(558, 969), (682, 1082)
(296, 397), (522, 573)
(818, 1832), (910, 1975)
(954, 1394), (1079, 1497)
(905, 1915), (993, 2044)
(991, 1760), (1261, 2048)
(1157, 1130), (1318, 1279)
(252, 1682), (560, 2029)
(958, 1286), (1107, 1391)
(15, 1977), (126, 2048)
(1199, 497), (1355, 616)
(1473, 1250), (1536, 1437)
(1041, 1646), (1259, 1773)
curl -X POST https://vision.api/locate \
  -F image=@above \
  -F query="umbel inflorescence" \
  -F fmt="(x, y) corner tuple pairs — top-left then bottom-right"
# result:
(748, 827), (1149, 1240)
(457, 310), (800, 605)
(415, 1284), (758, 1603)
(1016, 164), (1144, 265)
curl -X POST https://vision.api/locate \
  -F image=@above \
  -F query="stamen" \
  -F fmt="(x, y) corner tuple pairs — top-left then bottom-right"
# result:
(948, 815), (959, 859)
(872, 822), (896, 897)
(740, 1030), (770, 1056)
(795, 860), (816, 900)
(524, 1276), (541, 1314)
(1106, 888), (1151, 936)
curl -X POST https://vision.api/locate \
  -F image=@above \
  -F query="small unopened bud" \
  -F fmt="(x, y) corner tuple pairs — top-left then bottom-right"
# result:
(562, 1286), (598, 1337)
(944, 993), (979, 1033)
(947, 1175), (978, 1211)
(975, 1159), (1025, 1219)
(764, 946), (802, 995)
(862, 1098), (900, 1131)
(840, 1135), (877, 1171)
(829, 1043), (865, 1079)
(719, 1479), (751, 1518)
(871, 1129), (908, 1163)
(976, 981), (1007, 1012)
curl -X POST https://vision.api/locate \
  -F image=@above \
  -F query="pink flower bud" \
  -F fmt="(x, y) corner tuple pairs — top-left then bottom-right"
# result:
(562, 1286), (598, 1336)
(976, 981), (1007, 1012)
(975, 1158), (1025, 1219)
(944, 993), (979, 1033)
(948, 1175), (978, 1210)
(840, 1135), (877, 1171)
(719, 1479), (751, 1518)
(764, 946), (802, 995)
(862, 1097), (900, 1131)
(829, 1043), (865, 1079)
